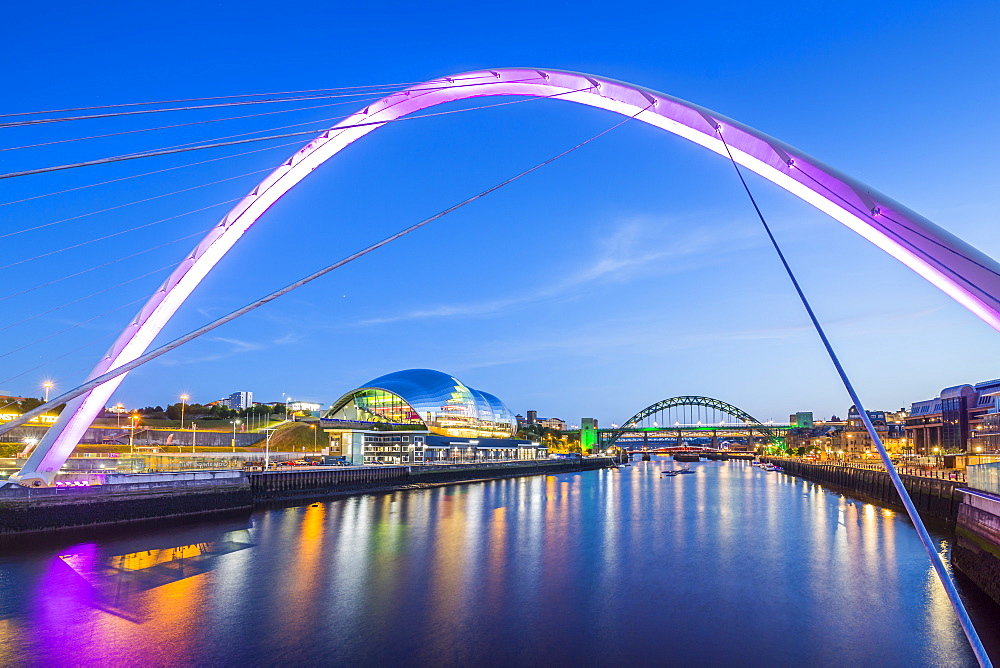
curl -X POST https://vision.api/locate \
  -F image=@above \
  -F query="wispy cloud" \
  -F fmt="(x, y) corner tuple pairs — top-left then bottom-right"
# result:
(356, 216), (758, 326)
(273, 332), (301, 345)
(159, 335), (266, 366)
(442, 305), (944, 373)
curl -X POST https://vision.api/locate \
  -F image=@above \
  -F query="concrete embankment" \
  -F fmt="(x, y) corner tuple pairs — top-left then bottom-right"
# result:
(250, 457), (613, 501)
(0, 458), (616, 534)
(769, 458), (1000, 608)
(0, 471), (252, 535)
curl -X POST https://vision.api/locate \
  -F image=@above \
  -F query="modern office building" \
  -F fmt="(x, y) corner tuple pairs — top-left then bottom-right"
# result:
(321, 369), (545, 465)
(905, 379), (1000, 454)
(227, 391), (253, 411)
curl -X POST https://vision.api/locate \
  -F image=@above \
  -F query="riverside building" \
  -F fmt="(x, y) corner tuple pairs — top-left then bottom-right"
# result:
(321, 369), (546, 465)
(905, 379), (1000, 454)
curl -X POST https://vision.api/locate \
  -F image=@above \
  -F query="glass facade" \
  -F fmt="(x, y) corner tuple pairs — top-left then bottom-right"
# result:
(941, 396), (967, 452)
(325, 369), (517, 439)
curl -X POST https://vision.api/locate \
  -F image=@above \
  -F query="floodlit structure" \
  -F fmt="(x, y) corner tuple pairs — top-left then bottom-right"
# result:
(13, 68), (1000, 486)
(321, 369), (536, 465)
(324, 368), (517, 439)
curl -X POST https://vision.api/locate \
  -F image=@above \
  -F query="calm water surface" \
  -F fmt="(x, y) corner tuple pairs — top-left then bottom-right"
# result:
(1, 458), (998, 666)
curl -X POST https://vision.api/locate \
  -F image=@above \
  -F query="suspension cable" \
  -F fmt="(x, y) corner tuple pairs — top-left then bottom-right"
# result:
(0, 76), (500, 129)
(0, 83), (590, 181)
(0, 85), (443, 129)
(0, 89), (402, 154)
(0, 137), (308, 208)
(0, 79), (443, 119)
(0, 104), (649, 439)
(0, 198), (239, 272)
(0, 331), (123, 389)
(0, 295), (150, 360)
(0, 227), (210, 303)
(0, 88), (594, 275)
(0, 167), (271, 240)
(0, 262), (177, 332)
(714, 126), (992, 668)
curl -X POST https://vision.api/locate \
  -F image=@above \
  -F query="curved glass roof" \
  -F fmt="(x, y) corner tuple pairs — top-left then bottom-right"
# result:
(325, 369), (517, 439)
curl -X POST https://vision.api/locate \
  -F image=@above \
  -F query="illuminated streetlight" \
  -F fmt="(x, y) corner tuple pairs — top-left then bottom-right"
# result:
(231, 419), (241, 452)
(180, 394), (189, 429)
(311, 424), (317, 454)
(42, 381), (53, 403)
(115, 402), (124, 429)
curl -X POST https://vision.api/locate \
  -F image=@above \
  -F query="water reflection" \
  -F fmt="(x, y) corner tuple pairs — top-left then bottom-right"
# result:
(0, 458), (996, 665)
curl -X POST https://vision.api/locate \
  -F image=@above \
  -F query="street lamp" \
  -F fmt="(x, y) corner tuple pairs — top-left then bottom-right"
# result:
(231, 419), (241, 452)
(129, 413), (139, 455)
(42, 380), (53, 403)
(311, 424), (317, 455)
(115, 402), (124, 429)
(263, 428), (276, 469)
(179, 394), (189, 429)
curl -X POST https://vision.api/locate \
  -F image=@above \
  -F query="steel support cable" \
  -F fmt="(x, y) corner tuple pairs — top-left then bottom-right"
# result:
(0, 295), (150, 360)
(0, 85), (444, 129)
(0, 261), (178, 332)
(0, 89), (592, 269)
(0, 227), (210, 303)
(715, 127), (992, 668)
(0, 83), (591, 181)
(0, 105), (647, 441)
(0, 89), (407, 154)
(0, 166), (273, 241)
(791, 166), (1000, 291)
(0, 79), (480, 120)
(108, 93), (421, 157)
(0, 76), (503, 129)
(0, 199), (240, 272)
(0, 331), (122, 388)
(0, 138), (308, 209)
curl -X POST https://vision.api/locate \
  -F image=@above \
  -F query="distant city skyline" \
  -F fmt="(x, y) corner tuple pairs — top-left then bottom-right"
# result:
(3, 1), (1000, 426)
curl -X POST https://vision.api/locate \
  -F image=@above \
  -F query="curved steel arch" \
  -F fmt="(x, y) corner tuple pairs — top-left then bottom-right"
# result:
(604, 395), (778, 449)
(16, 68), (1000, 485)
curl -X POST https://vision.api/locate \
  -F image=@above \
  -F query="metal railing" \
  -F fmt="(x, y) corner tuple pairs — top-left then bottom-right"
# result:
(784, 458), (967, 483)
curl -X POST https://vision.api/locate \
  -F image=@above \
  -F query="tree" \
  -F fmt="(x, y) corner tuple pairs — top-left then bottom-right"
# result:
(4, 397), (64, 415)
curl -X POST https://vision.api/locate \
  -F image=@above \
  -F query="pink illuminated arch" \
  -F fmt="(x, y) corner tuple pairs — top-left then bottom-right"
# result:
(14, 68), (1000, 485)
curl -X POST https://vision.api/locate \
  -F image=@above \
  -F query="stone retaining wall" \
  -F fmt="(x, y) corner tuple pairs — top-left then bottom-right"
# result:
(951, 490), (1000, 607)
(767, 458), (963, 521)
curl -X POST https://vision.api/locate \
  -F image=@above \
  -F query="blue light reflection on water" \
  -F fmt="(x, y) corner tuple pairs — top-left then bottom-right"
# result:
(0, 458), (997, 666)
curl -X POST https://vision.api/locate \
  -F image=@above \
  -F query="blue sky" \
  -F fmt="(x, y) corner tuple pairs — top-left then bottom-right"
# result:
(2, 0), (1000, 425)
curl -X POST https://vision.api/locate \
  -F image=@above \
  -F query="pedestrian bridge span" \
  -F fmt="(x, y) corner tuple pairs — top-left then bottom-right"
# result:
(14, 68), (1000, 486)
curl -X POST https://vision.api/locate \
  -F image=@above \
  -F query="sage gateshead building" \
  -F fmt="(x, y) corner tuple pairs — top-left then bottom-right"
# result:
(321, 369), (546, 465)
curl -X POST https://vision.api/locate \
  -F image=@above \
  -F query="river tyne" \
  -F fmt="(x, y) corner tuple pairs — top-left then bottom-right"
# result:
(1, 458), (998, 666)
